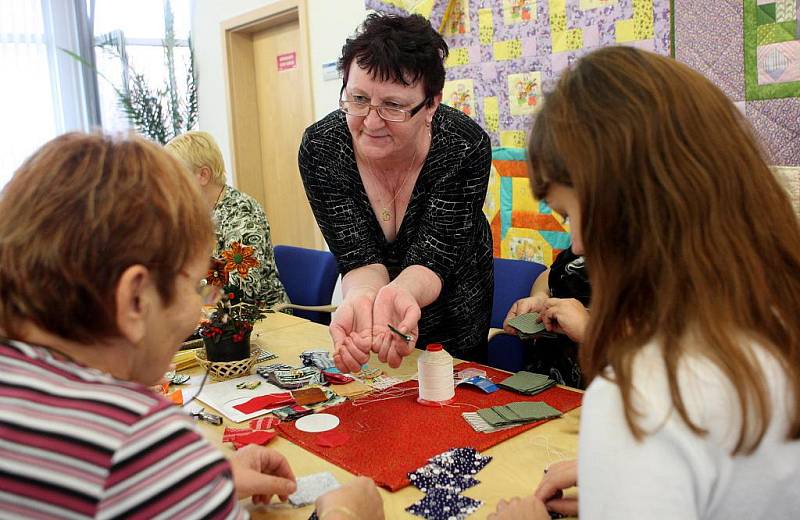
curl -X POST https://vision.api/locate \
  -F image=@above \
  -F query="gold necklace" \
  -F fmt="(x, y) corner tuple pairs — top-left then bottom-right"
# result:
(364, 147), (419, 222)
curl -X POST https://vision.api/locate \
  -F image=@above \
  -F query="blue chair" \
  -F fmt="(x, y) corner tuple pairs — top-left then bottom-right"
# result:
(273, 245), (339, 325)
(488, 257), (547, 372)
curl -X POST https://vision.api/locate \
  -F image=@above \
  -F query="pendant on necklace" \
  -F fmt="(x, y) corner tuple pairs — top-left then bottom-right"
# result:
(381, 207), (391, 222)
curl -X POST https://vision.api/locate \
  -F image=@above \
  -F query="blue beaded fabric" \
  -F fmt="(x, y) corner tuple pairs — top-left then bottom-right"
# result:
(406, 447), (491, 519)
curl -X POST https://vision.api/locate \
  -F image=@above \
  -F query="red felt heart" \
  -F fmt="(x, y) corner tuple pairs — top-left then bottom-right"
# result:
(315, 430), (350, 448)
(232, 430), (277, 449)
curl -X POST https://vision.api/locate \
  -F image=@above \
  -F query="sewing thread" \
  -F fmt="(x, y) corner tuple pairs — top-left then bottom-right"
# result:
(417, 343), (455, 405)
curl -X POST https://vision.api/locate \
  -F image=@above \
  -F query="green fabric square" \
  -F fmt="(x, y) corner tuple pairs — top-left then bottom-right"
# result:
(776, 0), (796, 22)
(758, 21), (798, 44)
(493, 405), (523, 423)
(477, 407), (510, 427)
(757, 3), (777, 25)
(499, 371), (556, 395)
(506, 401), (563, 420)
(506, 312), (546, 335)
(500, 371), (548, 390)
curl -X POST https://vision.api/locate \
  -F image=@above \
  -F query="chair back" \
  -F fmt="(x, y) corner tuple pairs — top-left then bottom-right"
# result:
(488, 257), (547, 371)
(273, 245), (338, 325)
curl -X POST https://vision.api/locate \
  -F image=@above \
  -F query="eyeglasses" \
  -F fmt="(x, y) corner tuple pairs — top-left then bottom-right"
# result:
(197, 279), (225, 306)
(339, 86), (430, 122)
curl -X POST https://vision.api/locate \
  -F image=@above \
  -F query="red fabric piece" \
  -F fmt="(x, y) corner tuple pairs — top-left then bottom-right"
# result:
(315, 430), (350, 448)
(277, 362), (582, 491)
(233, 393), (294, 414)
(232, 430), (277, 449)
(323, 371), (355, 384)
(222, 427), (253, 443)
(249, 416), (281, 430)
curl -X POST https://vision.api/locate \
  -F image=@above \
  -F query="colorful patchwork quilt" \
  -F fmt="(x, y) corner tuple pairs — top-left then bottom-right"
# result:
(483, 147), (570, 266)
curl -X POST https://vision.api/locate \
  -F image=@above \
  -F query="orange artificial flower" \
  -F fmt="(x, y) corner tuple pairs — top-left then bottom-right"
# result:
(221, 242), (260, 276)
(206, 257), (229, 287)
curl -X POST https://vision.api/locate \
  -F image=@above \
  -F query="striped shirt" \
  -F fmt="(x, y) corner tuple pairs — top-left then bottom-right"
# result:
(0, 339), (245, 519)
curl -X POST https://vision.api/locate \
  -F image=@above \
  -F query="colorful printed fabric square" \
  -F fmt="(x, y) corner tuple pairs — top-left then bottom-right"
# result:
(482, 147), (571, 266)
(442, 79), (476, 118)
(507, 71), (542, 115)
(442, 0), (470, 35)
(745, 0), (800, 100)
(503, 0), (536, 25)
(757, 41), (800, 84)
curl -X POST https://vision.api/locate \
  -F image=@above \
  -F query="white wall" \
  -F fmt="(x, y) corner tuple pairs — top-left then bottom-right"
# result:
(306, 0), (365, 121)
(191, 0), (364, 183)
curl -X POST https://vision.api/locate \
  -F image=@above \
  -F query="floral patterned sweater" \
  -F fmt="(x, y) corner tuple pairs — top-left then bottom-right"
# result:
(208, 185), (290, 307)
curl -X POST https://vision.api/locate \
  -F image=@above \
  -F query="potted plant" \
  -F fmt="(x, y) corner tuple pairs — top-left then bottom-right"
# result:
(199, 293), (265, 362)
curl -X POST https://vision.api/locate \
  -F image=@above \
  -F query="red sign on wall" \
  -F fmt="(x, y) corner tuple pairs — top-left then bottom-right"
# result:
(277, 52), (297, 71)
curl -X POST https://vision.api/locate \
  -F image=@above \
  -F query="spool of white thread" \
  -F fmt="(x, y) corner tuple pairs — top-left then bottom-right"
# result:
(417, 343), (455, 406)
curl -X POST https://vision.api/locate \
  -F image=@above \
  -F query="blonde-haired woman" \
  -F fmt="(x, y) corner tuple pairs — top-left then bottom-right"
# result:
(166, 130), (289, 308)
(491, 46), (800, 519)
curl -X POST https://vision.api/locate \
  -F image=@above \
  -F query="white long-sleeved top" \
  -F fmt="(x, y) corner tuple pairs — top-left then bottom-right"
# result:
(579, 340), (800, 519)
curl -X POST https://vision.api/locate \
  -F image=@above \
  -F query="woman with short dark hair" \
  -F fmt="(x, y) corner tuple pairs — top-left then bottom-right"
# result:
(299, 13), (493, 371)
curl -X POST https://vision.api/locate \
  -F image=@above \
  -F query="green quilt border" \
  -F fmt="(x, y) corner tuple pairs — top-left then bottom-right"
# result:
(744, 0), (800, 100)
(670, 0), (676, 58)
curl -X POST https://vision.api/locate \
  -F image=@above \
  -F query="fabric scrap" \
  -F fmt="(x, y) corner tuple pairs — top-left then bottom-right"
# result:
(232, 430), (277, 449)
(292, 387), (328, 406)
(405, 488), (483, 519)
(249, 416), (280, 430)
(288, 472), (340, 507)
(232, 393), (294, 414)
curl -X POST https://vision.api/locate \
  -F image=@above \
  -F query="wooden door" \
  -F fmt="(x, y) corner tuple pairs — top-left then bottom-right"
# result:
(223, 1), (323, 250)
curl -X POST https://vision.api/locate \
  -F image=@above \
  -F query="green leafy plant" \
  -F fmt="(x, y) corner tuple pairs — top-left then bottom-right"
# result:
(62, 0), (197, 144)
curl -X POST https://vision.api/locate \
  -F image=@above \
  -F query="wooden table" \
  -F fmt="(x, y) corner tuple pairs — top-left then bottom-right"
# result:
(188, 313), (580, 519)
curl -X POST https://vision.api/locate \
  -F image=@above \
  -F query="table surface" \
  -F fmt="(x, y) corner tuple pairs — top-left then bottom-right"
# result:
(185, 313), (580, 519)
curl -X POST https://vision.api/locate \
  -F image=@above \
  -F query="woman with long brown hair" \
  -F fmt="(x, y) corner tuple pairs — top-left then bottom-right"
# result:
(490, 46), (800, 519)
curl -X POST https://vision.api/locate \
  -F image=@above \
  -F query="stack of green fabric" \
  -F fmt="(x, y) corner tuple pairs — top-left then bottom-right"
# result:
(498, 371), (556, 395)
(476, 401), (562, 427)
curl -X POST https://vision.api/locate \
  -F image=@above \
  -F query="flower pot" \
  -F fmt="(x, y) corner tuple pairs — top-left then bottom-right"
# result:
(203, 330), (252, 362)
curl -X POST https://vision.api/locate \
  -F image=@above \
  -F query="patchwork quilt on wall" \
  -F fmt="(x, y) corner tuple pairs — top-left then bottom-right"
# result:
(365, 1), (800, 263)
(365, 0), (672, 147)
(484, 148), (570, 266)
(674, 1), (800, 166)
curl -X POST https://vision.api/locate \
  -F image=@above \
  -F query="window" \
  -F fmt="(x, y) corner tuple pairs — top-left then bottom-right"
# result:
(0, 0), (89, 185)
(0, 0), (193, 188)
(92, 0), (193, 139)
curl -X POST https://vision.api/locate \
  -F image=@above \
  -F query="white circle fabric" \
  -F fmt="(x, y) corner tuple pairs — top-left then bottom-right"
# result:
(295, 413), (340, 433)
